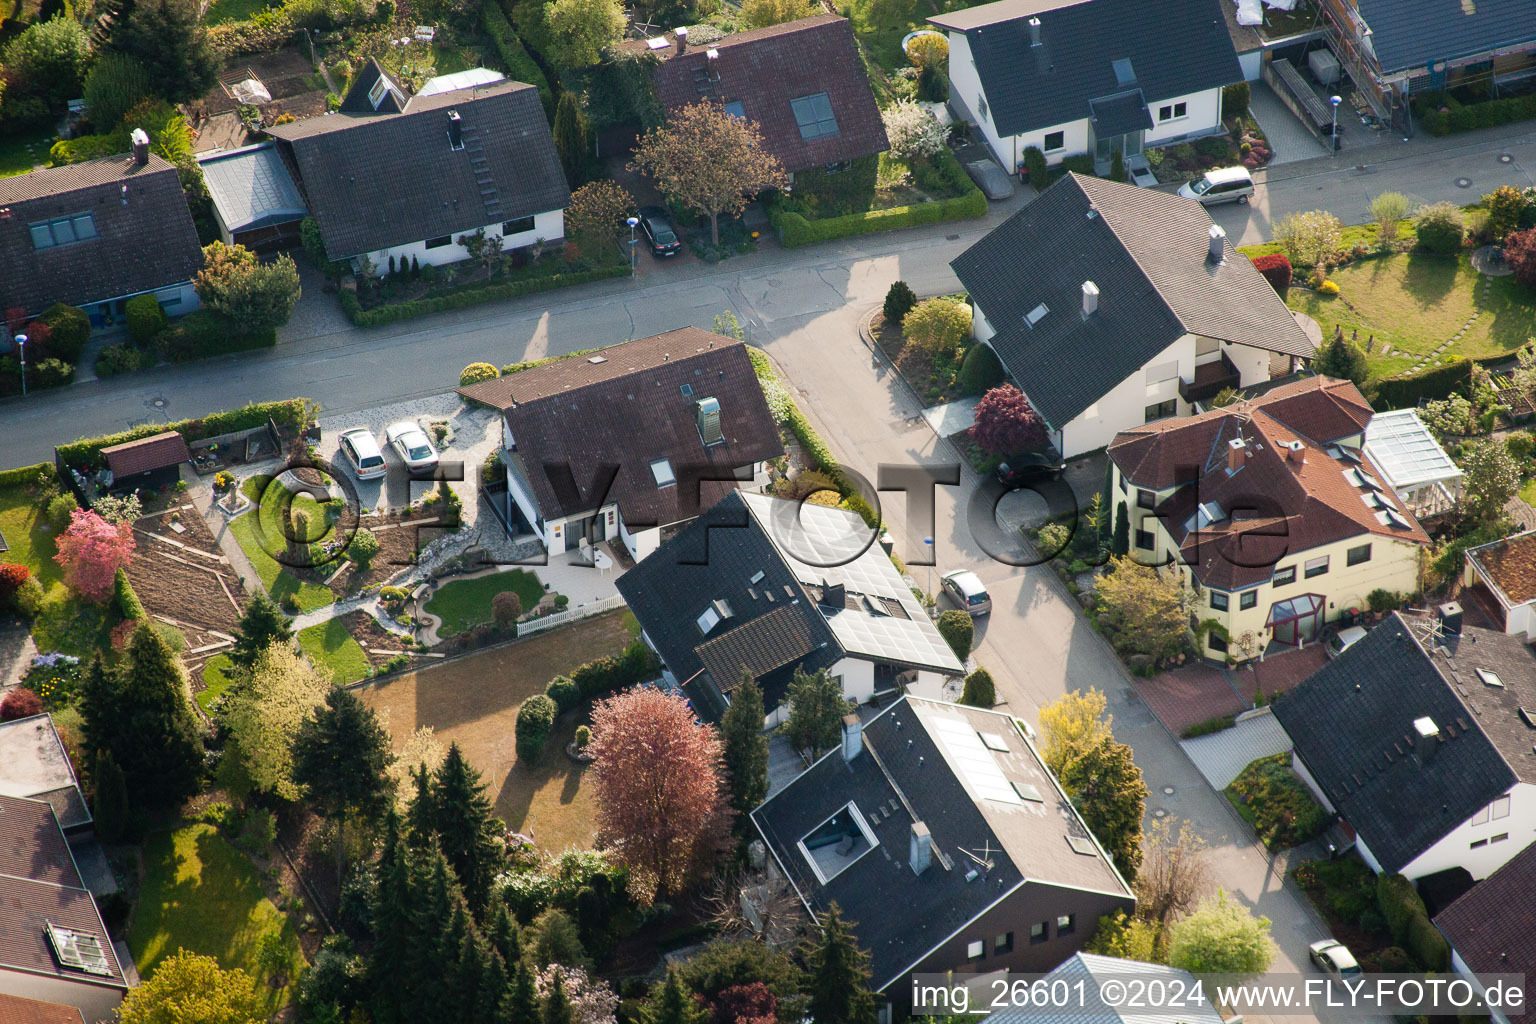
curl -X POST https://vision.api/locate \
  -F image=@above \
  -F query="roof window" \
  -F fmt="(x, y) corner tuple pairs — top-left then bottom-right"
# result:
(797, 802), (877, 884)
(46, 923), (112, 976)
(790, 92), (838, 140)
(1478, 669), (1504, 688)
(650, 458), (676, 487)
(1024, 303), (1049, 327)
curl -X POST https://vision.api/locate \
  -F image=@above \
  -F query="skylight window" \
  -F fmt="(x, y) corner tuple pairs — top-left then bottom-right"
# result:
(680, 383), (693, 396)
(696, 605), (720, 634)
(46, 924), (112, 976)
(1478, 669), (1505, 688)
(929, 715), (1020, 804)
(723, 100), (745, 119)
(650, 458), (676, 487)
(1012, 780), (1044, 802)
(1024, 303), (1049, 327)
(797, 803), (878, 884)
(790, 92), (838, 140)
(979, 731), (1010, 752)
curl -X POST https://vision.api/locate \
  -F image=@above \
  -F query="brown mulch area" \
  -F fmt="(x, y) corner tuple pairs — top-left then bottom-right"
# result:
(872, 312), (905, 360)
(328, 510), (448, 595)
(338, 610), (414, 666)
(187, 49), (326, 118)
(871, 309), (968, 405)
(126, 505), (248, 676)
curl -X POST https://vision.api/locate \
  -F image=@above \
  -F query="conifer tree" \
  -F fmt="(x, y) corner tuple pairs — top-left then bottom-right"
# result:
(230, 590), (293, 670)
(645, 967), (707, 1024)
(720, 671), (768, 826)
(293, 687), (394, 883)
(803, 904), (878, 1024)
(504, 959), (540, 1024)
(433, 743), (503, 916)
(542, 970), (574, 1024)
(490, 900), (523, 969)
(92, 749), (130, 842)
(370, 812), (414, 1024)
(407, 762), (436, 849)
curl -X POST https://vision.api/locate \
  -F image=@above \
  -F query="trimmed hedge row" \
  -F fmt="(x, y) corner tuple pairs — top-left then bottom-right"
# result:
(57, 398), (313, 470)
(339, 265), (628, 326)
(772, 149), (987, 248)
(1416, 92), (1536, 137)
(1376, 873), (1450, 972)
(0, 464), (55, 492)
(483, 2), (554, 119)
(1368, 353), (1513, 410)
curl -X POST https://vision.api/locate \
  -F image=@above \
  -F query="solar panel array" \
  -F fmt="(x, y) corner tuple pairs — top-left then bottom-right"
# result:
(928, 715), (1021, 805)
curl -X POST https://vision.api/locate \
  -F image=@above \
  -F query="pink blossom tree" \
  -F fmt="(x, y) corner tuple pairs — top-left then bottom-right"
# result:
(53, 508), (135, 603)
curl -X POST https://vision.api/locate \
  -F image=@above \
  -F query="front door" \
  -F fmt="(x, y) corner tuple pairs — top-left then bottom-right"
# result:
(1093, 131), (1143, 174)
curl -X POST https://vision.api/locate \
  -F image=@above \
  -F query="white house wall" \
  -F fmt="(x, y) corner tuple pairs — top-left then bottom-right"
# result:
(1398, 782), (1536, 882)
(1143, 87), (1224, 145)
(364, 208), (565, 269)
(1059, 335), (1195, 457)
(618, 513), (660, 562)
(830, 657), (876, 704)
(1238, 50), (1263, 82)
(1510, 601), (1535, 641)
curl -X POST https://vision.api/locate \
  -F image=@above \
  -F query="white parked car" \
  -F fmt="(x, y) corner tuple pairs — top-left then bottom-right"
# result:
(1309, 939), (1362, 980)
(1326, 625), (1368, 660)
(1177, 165), (1255, 206)
(385, 421), (439, 473)
(338, 428), (386, 481)
(941, 569), (992, 616)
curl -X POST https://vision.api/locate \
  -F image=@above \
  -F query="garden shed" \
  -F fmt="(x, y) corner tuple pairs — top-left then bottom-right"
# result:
(99, 431), (190, 494)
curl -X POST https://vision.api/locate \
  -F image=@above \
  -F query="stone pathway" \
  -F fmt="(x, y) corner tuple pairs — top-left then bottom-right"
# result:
(0, 623), (37, 691)
(1402, 273), (1493, 375)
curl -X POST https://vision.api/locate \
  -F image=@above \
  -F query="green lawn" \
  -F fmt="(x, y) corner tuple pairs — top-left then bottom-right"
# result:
(0, 127), (52, 179)
(839, 0), (947, 77)
(424, 569), (545, 638)
(198, 655), (238, 715)
(128, 824), (304, 1007)
(431, 41), (481, 75)
(1, 480), (116, 657)
(201, 0), (277, 24)
(297, 619), (370, 684)
(228, 476), (336, 612)
(0, 480), (65, 588)
(1520, 478), (1536, 508)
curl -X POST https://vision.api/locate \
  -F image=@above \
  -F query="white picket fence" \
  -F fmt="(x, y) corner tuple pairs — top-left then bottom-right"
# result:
(518, 594), (628, 636)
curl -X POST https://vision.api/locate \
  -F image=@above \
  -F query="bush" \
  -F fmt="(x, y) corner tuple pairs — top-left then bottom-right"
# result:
(904, 297), (971, 357)
(1406, 912), (1451, 972)
(1505, 227), (1536, 289)
(959, 667), (994, 707)
(1250, 252), (1292, 294)
(882, 280), (916, 324)
(0, 687), (43, 721)
(570, 639), (657, 699)
(114, 566), (146, 620)
(1180, 714), (1236, 739)
(30, 358), (74, 389)
(46, 493), (78, 534)
(95, 344), (152, 377)
(1223, 81), (1250, 114)
(1376, 873), (1427, 946)
(341, 265), (629, 326)
(491, 590), (522, 627)
(460, 362), (500, 388)
(954, 342), (1005, 396)
(516, 694), (558, 763)
(545, 674), (581, 713)
(158, 309), (276, 363)
(14, 577), (45, 619)
(1023, 145), (1048, 187)
(0, 563), (32, 610)
(124, 294), (169, 343)
(936, 609), (974, 660)
(1366, 589), (1402, 613)
(1370, 358), (1473, 410)
(38, 303), (89, 363)
(1415, 202), (1465, 254)
(346, 528), (380, 570)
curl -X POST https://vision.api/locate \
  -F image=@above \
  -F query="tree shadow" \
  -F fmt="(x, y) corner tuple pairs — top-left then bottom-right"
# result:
(1400, 252), (1461, 309)
(1481, 275), (1536, 352)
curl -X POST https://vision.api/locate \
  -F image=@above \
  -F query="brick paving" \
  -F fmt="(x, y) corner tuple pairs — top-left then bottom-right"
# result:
(1133, 662), (1247, 735)
(1248, 81), (1328, 166)
(1235, 643), (1328, 701)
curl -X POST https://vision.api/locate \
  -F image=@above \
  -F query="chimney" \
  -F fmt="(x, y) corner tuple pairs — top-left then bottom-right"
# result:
(674, 25), (688, 54)
(447, 110), (463, 150)
(821, 581), (846, 609)
(1027, 16), (1041, 46)
(1437, 601), (1463, 636)
(1286, 439), (1305, 464)
(1081, 280), (1099, 318)
(841, 713), (862, 762)
(1227, 437), (1246, 473)
(1208, 224), (1226, 263)
(909, 822), (933, 875)
(696, 396), (723, 445)
(1412, 716), (1440, 764)
(130, 128), (150, 166)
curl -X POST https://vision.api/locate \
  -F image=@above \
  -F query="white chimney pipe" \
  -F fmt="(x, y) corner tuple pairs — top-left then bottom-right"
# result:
(1027, 16), (1041, 46)
(1208, 224), (1226, 263)
(1081, 280), (1099, 318)
(1227, 437), (1246, 473)
(674, 25), (688, 54)
(841, 713), (862, 762)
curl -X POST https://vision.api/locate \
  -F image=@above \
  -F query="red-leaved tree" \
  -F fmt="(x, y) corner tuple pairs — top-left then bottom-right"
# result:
(970, 384), (1048, 456)
(1250, 252), (1292, 294)
(711, 983), (777, 1024)
(0, 562), (30, 606)
(0, 688), (44, 721)
(1505, 227), (1536, 289)
(588, 687), (729, 904)
(54, 508), (135, 603)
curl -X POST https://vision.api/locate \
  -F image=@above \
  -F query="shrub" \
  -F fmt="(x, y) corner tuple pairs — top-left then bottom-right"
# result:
(570, 640), (658, 699)
(0, 563), (32, 609)
(954, 342), (1005, 395)
(46, 493), (78, 534)
(1180, 714), (1236, 739)
(960, 667), (994, 707)
(970, 384), (1047, 455)
(545, 674), (581, 713)
(57, 398), (311, 471)
(1275, 210), (1343, 267)
(481, 2), (554, 117)
(1505, 227), (1536, 289)
(936, 609), (974, 660)
(1415, 202), (1465, 254)
(1317, 280), (1340, 296)
(882, 100), (947, 162)
(574, 725), (591, 749)
(114, 566), (146, 620)
(1366, 589), (1402, 613)
(516, 694), (558, 763)
(1023, 145), (1048, 187)
(1406, 912), (1450, 972)
(95, 344), (152, 377)
(1370, 357), (1473, 410)
(158, 310), (276, 363)
(1250, 252), (1292, 294)
(1223, 81), (1250, 114)
(124, 294), (169, 343)
(460, 362), (500, 388)
(0, 688), (43, 721)
(342, 266), (629, 326)
(38, 303), (89, 363)
(1376, 873), (1427, 946)
(14, 577), (45, 618)
(882, 280), (916, 325)
(903, 297), (971, 357)
(346, 528), (380, 570)
(491, 590), (522, 627)
(30, 359), (74, 389)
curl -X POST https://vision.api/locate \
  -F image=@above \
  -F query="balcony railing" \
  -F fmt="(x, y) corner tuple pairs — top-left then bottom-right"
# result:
(1179, 352), (1241, 406)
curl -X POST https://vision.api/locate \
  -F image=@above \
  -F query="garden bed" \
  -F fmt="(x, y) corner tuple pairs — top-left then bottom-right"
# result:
(340, 252), (628, 326)
(770, 148), (986, 247)
(125, 503), (249, 678)
(1224, 752), (1328, 850)
(1148, 115), (1271, 186)
(1292, 855), (1401, 969)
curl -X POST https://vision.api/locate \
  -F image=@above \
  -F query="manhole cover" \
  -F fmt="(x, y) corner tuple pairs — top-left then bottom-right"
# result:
(1499, 153), (1514, 163)
(945, 233), (960, 241)
(1152, 808), (1168, 818)
(149, 397), (168, 409)
(1455, 177), (1473, 188)
(1162, 786), (1175, 796)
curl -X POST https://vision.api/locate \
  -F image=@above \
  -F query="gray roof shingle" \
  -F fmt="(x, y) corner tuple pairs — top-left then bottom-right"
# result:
(266, 71), (568, 259)
(196, 143), (307, 234)
(952, 174), (1315, 430)
(1434, 841), (1536, 1024)
(1356, 0), (1536, 75)
(0, 153), (202, 317)
(930, 0), (1241, 139)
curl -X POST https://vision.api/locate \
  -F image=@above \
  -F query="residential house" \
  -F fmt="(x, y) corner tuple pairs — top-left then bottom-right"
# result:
(930, 0), (1242, 177)
(990, 953), (1228, 1024)
(0, 715), (92, 842)
(1317, 0), (1534, 121)
(195, 142), (308, 250)
(457, 328), (783, 562)
(1273, 609), (1536, 883)
(634, 16), (888, 176)
(0, 795), (129, 1023)
(1434, 840), (1536, 1024)
(1363, 408), (1464, 519)
(1463, 532), (1536, 641)
(0, 141), (202, 328)
(952, 174), (1316, 458)
(752, 697), (1136, 1018)
(266, 60), (568, 271)
(1107, 376), (1430, 661)
(0, 994), (86, 1024)
(617, 492), (964, 720)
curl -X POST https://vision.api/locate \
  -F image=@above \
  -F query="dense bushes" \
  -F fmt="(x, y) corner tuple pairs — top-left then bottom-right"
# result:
(0, 563), (33, 612)
(340, 265), (628, 326)
(1250, 252), (1292, 294)
(482, 2), (553, 118)
(1369, 358), (1473, 410)
(125, 294), (170, 343)
(114, 567), (146, 620)
(954, 342), (1005, 395)
(569, 638), (657, 699)
(515, 694), (558, 763)
(95, 345), (153, 378)
(1505, 227), (1536, 288)
(460, 362), (500, 387)
(1415, 91), (1536, 136)
(38, 304), (89, 364)
(1414, 202), (1465, 254)
(1223, 81), (1250, 114)
(156, 310), (276, 363)
(57, 398), (312, 469)
(1022, 146), (1048, 188)
(1376, 873), (1450, 971)
(773, 148), (986, 247)
(545, 675), (581, 713)
(936, 609), (973, 660)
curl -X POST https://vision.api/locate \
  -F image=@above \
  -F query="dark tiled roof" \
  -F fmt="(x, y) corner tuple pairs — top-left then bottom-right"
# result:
(1434, 841), (1536, 1024)
(1468, 531), (1536, 607)
(1089, 91), (1153, 137)
(1356, 0), (1536, 75)
(1272, 613), (1536, 873)
(266, 72), (568, 259)
(752, 697), (1132, 990)
(640, 16), (888, 173)
(0, 994), (86, 1024)
(929, 0), (1241, 138)
(101, 430), (190, 478)
(951, 175), (1315, 430)
(616, 491), (843, 715)
(0, 153), (202, 317)
(479, 330), (783, 527)
(695, 604), (823, 693)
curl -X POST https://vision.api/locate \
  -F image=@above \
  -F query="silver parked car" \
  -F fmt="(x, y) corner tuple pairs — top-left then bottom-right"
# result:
(338, 428), (386, 481)
(941, 569), (992, 616)
(384, 420), (440, 473)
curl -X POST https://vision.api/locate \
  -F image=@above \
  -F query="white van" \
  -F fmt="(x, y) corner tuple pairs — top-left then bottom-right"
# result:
(1177, 165), (1255, 206)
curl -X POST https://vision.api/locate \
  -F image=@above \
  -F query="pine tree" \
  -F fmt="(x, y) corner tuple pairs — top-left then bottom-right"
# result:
(104, 0), (217, 102)
(1112, 501), (1130, 557)
(293, 687), (395, 883)
(230, 591), (293, 670)
(433, 743), (503, 917)
(803, 904), (878, 1024)
(503, 959), (540, 1024)
(478, 946), (511, 1023)
(645, 967), (706, 1024)
(442, 904), (479, 1023)
(542, 970), (574, 1024)
(409, 854), (457, 1022)
(719, 670), (768, 825)
(407, 762), (436, 849)
(78, 655), (120, 778)
(370, 812), (415, 1024)
(552, 92), (591, 187)
(92, 749), (130, 842)
(490, 900), (523, 969)
(411, 255), (420, 277)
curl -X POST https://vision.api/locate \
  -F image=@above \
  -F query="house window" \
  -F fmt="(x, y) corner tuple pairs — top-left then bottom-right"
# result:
(1493, 795), (1511, 820)
(1118, 473), (1128, 494)
(1137, 489), (1156, 510)
(368, 75), (391, 108)
(425, 235), (452, 249)
(790, 92), (839, 140)
(1158, 101), (1188, 122)
(1056, 914), (1075, 936)
(503, 216), (536, 235)
(994, 933), (1014, 954)
(1043, 130), (1065, 152)
(1304, 556), (1329, 579)
(1029, 922), (1048, 944)
(1209, 631), (1228, 653)
(29, 213), (97, 250)
(1347, 543), (1372, 567)
(1493, 832), (1510, 843)
(1473, 805), (1490, 825)
(1135, 528), (1155, 551)
(1210, 591), (1229, 611)
(1471, 838), (1488, 849)
(967, 940), (985, 959)
(650, 458), (676, 487)
(724, 100), (745, 119)
(1145, 399), (1177, 422)
(1241, 590), (1257, 610)
(1273, 566), (1296, 586)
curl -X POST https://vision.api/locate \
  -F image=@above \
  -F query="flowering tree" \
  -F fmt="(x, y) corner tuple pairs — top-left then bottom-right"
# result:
(588, 687), (729, 904)
(1274, 210), (1343, 268)
(54, 508), (135, 603)
(711, 983), (777, 1024)
(534, 965), (619, 1024)
(224, 643), (332, 800)
(1505, 227), (1536, 289)
(970, 384), (1048, 455)
(882, 100), (946, 162)
(91, 491), (142, 526)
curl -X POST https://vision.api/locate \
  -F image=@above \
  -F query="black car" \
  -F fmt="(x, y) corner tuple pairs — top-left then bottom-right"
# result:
(995, 450), (1065, 487)
(637, 206), (682, 257)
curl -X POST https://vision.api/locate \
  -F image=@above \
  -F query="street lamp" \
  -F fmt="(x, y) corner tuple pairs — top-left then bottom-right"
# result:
(923, 536), (935, 604)
(1329, 94), (1342, 152)
(14, 333), (26, 398)
(626, 216), (640, 279)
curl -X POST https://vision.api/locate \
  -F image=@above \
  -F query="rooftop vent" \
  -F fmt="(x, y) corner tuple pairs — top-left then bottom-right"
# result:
(1208, 224), (1226, 263)
(1081, 280), (1099, 318)
(697, 396), (723, 446)
(1437, 601), (1463, 636)
(130, 128), (150, 166)
(1027, 16), (1041, 46)
(1413, 716), (1440, 764)
(674, 25), (688, 53)
(447, 110), (463, 150)
(909, 821), (933, 874)
(1227, 436), (1247, 473)
(707, 47), (720, 60)
(1286, 439), (1305, 464)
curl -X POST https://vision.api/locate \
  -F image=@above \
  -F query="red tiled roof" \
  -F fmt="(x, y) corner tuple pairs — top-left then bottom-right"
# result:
(0, 795), (79, 887)
(100, 430), (190, 479)
(0, 994), (85, 1024)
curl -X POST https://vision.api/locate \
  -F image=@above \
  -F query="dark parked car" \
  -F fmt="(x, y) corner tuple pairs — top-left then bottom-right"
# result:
(637, 206), (682, 256)
(995, 450), (1065, 487)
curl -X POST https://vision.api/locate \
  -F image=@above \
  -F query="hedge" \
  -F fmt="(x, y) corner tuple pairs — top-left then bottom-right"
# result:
(570, 638), (657, 699)
(1376, 872), (1450, 972)
(482, 2), (554, 119)
(515, 693), (558, 762)
(114, 567), (146, 620)
(159, 310), (277, 364)
(1250, 252), (1292, 294)
(0, 463), (55, 492)
(773, 148), (986, 248)
(1367, 355), (1508, 410)
(57, 398), (313, 470)
(340, 265), (628, 326)
(1416, 92), (1536, 137)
